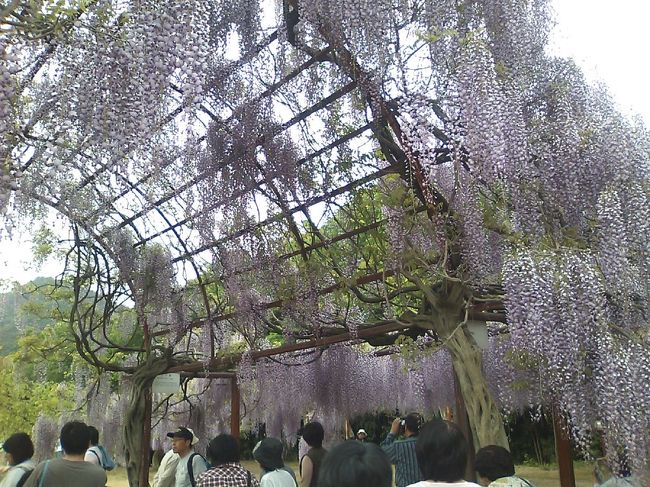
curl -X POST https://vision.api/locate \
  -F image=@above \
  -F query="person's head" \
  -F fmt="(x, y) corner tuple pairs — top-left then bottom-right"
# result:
(87, 426), (100, 446)
(302, 421), (324, 448)
(404, 413), (422, 437)
(356, 429), (367, 441)
(416, 420), (468, 482)
(166, 427), (197, 456)
(474, 445), (515, 486)
(2, 432), (34, 466)
(206, 434), (240, 466)
(60, 421), (91, 455)
(253, 437), (285, 472)
(319, 441), (392, 487)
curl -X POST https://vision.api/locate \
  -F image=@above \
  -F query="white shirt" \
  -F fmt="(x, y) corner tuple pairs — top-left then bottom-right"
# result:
(174, 452), (207, 487)
(84, 446), (103, 466)
(153, 449), (180, 487)
(0, 459), (36, 487)
(260, 469), (297, 487)
(407, 482), (482, 487)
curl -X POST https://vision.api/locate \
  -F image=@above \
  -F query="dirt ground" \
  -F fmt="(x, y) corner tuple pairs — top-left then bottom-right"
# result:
(106, 460), (598, 487)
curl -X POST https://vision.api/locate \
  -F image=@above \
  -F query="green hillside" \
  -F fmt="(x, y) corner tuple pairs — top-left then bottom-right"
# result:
(0, 277), (64, 355)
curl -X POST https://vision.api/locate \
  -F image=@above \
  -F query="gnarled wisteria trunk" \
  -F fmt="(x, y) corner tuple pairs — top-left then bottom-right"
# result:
(124, 357), (171, 487)
(421, 280), (508, 449)
(446, 328), (509, 449)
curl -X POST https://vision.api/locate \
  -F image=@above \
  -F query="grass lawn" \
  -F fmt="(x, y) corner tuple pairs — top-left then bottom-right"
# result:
(106, 461), (597, 487)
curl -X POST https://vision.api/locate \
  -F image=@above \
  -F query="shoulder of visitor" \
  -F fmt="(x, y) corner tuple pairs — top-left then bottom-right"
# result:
(18, 459), (36, 468)
(489, 476), (533, 487)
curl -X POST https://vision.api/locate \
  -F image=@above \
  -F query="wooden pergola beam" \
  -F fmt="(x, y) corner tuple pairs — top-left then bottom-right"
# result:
(109, 80), (359, 239)
(167, 319), (415, 374)
(130, 121), (374, 249)
(95, 49), (332, 215)
(179, 269), (506, 328)
(77, 30), (281, 191)
(169, 165), (396, 263)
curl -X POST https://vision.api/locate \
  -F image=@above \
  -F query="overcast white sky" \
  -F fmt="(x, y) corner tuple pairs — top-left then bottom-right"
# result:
(1, 0), (649, 287)
(549, 0), (650, 123)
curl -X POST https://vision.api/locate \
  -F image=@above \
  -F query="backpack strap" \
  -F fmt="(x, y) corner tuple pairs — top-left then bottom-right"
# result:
(515, 476), (535, 487)
(97, 445), (115, 470)
(90, 448), (103, 468)
(38, 460), (50, 487)
(187, 452), (207, 487)
(15, 465), (34, 487)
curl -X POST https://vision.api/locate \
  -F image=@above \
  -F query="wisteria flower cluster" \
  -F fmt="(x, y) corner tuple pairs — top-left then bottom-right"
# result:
(1, 0), (648, 476)
(0, 40), (20, 215)
(236, 345), (456, 444)
(503, 249), (650, 474)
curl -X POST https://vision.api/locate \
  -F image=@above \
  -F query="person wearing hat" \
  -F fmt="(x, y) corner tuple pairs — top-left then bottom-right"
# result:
(356, 429), (368, 442)
(164, 427), (207, 487)
(1, 432), (35, 487)
(253, 437), (297, 487)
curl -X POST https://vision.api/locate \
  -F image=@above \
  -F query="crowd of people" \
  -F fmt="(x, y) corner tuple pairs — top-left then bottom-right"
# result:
(1, 416), (641, 487)
(0, 421), (109, 487)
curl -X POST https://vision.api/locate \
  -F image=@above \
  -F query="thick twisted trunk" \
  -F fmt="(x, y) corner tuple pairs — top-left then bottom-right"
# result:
(124, 357), (171, 487)
(422, 280), (508, 449)
(445, 327), (509, 449)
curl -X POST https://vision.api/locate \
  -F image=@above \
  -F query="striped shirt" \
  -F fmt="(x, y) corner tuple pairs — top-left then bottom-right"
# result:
(380, 434), (423, 487)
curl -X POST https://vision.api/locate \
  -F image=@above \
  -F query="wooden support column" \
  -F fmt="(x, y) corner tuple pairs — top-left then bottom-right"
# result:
(553, 407), (576, 487)
(231, 377), (240, 440)
(453, 371), (476, 482)
(139, 386), (152, 487)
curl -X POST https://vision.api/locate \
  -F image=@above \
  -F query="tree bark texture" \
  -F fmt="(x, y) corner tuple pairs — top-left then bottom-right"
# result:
(423, 280), (509, 449)
(123, 357), (171, 487)
(446, 327), (509, 449)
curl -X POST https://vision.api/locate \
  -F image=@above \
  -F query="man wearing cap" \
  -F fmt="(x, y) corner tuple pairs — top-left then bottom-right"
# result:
(356, 429), (368, 442)
(166, 427), (207, 487)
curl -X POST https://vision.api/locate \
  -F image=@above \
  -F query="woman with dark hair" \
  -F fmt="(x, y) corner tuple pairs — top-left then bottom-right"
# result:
(253, 437), (296, 487)
(408, 420), (480, 487)
(319, 441), (392, 487)
(195, 434), (260, 487)
(1, 433), (35, 487)
(299, 422), (327, 487)
(474, 446), (534, 486)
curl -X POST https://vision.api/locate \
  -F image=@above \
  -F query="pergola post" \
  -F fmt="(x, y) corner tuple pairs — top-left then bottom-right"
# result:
(553, 407), (576, 487)
(231, 377), (240, 440)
